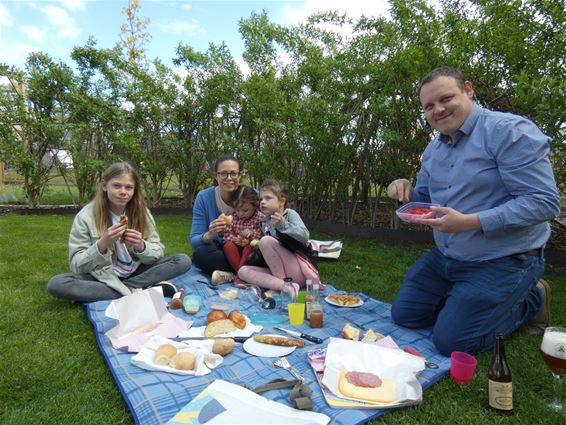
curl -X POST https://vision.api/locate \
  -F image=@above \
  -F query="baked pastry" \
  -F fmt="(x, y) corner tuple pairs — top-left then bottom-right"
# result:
(154, 344), (177, 365)
(212, 338), (235, 355)
(204, 319), (236, 338)
(327, 293), (361, 306)
(338, 370), (396, 403)
(170, 351), (196, 371)
(219, 213), (233, 225)
(253, 334), (305, 347)
(362, 329), (384, 343)
(119, 214), (128, 242)
(207, 310), (228, 324)
(341, 323), (360, 341)
(228, 310), (246, 329)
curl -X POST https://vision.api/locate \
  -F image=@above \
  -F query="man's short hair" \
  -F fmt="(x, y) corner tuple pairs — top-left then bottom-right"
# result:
(418, 67), (466, 93)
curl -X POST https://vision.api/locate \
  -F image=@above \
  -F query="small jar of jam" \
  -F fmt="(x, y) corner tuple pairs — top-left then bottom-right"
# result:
(309, 303), (323, 328)
(170, 288), (185, 309)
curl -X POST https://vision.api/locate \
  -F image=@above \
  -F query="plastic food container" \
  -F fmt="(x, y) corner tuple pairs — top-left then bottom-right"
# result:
(396, 202), (438, 222)
(183, 295), (202, 314)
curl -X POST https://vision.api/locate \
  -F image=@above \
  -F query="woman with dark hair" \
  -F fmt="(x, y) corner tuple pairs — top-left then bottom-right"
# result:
(189, 154), (244, 284)
(47, 162), (191, 302)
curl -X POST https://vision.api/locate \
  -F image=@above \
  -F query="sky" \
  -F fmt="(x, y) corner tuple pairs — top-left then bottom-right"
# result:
(0, 0), (392, 72)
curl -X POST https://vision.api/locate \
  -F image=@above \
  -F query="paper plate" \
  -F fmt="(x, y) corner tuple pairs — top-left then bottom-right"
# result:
(243, 334), (296, 357)
(325, 295), (363, 308)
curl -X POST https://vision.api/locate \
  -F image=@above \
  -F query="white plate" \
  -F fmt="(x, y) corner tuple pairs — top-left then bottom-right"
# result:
(325, 295), (364, 308)
(243, 334), (297, 357)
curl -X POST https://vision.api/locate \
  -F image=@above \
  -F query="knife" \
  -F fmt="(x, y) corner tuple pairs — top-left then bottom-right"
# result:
(403, 346), (439, 369)
(275, 327), (323, 344)
(172, 336), (250, 343)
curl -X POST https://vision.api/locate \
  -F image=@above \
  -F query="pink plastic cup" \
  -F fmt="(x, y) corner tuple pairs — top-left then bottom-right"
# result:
(450, 351), (477, 385)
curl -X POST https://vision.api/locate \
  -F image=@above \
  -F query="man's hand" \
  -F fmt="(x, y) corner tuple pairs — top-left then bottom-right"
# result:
(387, 179), (412, 203)
(415, 206), (481, 233)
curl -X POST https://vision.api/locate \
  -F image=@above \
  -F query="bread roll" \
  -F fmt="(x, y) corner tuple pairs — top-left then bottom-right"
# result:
(204, 319), (236, 338)
(338, 370), (397, 403)
(207, 310), (228, 324)
(170, 351), (196, 371)
(219, 213), (233, 225)
(154, 344), (177, 365)
(341, 323), (360, 341)
(228, 310), (246, 329)
(119, 214), (128, 242)
(212, 338), (235, 356)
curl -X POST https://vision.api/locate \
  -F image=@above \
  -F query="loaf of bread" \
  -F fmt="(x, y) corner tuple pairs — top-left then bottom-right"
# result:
(212, 338), (235, 356)
(228, 310), (246, 329)
(170, 351), (196, 371)
(341, 323), (360, 341)
(253, 334), (305, 347)
(154, 344), (177, 365)
(204, 319), (237, 338)
(207, 310), (228, 324)
(362, 329), (384, 343)
(338, 370), (397, 403)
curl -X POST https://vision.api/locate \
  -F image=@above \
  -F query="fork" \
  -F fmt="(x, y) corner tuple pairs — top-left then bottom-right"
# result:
(274, 357), (305, 382)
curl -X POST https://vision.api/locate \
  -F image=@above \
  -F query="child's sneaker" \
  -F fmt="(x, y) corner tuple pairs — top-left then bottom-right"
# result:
(211, 270), (235, 286)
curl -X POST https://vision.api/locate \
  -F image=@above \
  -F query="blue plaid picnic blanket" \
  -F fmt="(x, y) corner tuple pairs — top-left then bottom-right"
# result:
(86, 267), (450, 425)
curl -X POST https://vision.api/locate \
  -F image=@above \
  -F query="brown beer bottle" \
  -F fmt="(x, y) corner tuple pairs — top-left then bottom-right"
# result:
(488, 333), (513, 414)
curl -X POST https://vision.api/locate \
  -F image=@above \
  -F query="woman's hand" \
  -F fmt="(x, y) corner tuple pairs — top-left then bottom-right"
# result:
(122, 229), (146, 252)
(203, 217), (228, 242)
(97, 222), (127, 253)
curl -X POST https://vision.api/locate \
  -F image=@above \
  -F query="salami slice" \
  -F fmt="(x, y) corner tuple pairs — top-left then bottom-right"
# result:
(345, 371), (382, 388)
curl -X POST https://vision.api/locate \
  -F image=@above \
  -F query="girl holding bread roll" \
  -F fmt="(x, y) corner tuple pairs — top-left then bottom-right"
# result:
(189, 154), (246, 283)
(47, 162), (191, 302)
(238, 179), (320, 295)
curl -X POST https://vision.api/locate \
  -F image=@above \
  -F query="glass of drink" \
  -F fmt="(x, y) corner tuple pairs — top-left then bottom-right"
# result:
(540, 326), (566, 414)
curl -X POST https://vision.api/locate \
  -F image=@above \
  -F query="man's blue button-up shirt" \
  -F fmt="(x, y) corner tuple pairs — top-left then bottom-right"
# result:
(411, 105), (560, 261)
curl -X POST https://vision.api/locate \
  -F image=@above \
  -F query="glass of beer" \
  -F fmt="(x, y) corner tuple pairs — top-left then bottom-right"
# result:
(540, 326), (566, 414)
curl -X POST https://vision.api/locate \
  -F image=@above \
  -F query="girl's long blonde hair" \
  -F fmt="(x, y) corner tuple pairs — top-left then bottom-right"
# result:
(93, 162), (149, 237)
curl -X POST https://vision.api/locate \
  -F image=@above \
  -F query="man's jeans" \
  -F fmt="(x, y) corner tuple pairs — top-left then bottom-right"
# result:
(391, 248), (544, 356)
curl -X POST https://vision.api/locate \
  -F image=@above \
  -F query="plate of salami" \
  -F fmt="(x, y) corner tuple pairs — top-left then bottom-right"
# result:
(325, 294), (363, 308)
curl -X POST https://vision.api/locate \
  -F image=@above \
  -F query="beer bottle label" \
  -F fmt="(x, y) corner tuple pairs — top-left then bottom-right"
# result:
(488, 380), (513, 410)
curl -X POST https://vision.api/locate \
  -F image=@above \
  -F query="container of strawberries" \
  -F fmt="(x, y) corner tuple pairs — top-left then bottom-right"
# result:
(396, 202), (438, 222)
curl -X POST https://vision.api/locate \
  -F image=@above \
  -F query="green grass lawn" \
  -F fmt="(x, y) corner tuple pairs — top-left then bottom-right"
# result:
(0, 213), (564, 424)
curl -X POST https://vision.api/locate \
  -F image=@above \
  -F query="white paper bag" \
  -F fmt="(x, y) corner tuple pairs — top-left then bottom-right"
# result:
(105, 287), (191, 351)
(166, 380), (330, 424)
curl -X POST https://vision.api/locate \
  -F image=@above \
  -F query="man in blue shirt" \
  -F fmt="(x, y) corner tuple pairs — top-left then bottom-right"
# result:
(387, 67), (560, 356)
